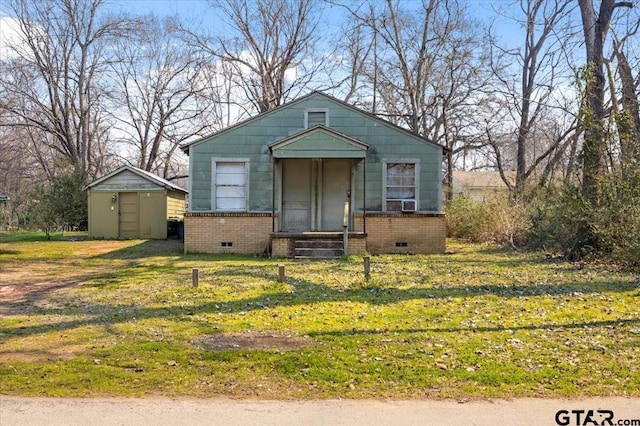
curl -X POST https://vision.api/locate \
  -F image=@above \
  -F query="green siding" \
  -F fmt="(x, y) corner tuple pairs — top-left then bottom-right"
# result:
(188, 93), (443, 213)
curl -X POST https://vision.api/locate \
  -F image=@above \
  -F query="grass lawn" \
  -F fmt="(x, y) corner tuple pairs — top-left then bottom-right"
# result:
(0, 232), (638, 399)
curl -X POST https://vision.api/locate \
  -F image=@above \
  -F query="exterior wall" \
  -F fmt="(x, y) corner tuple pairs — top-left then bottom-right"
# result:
(184, 213), (277, 254)
(88, 190), (119, 239)
(347, 237), (367, 255)
(89, 189), (173, 239)
(271, 236), (294, 257)
(138, 191), (167, 239)
(354, 213), (446, 255)
(188, 93), (443, 215)
(166, 190), (187, 220)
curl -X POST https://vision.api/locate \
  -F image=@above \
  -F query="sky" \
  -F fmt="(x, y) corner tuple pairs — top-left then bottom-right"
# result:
(99, 0), (521, 36)
(0, 0), (529, 55)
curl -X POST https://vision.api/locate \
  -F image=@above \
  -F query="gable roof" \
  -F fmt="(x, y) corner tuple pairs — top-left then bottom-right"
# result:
(181, 91), (448, 154)
(86, 165), (187, 193)
(269, 125), (369, 159)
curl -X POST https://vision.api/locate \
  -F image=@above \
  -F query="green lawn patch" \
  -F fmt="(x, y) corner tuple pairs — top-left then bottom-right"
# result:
(0, 234), (638, 399)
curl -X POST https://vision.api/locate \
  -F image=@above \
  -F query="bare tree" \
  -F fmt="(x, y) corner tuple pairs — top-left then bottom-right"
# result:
(335, 0), (493, 199)
(183, 0), (322, 115)
(336, 0), (444, 134)
(0, 0), (129, 178)
(109, 15), (215, 179)
(482, 0), (585, 199)
(0, 125), (44, 227)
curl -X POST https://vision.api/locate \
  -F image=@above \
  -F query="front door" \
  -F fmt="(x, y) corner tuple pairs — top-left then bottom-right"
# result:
(321, 159), (351, 231)
(281, 159), (352, 232)
(119, 192), (139, 238)
(282, 159), (311, 232)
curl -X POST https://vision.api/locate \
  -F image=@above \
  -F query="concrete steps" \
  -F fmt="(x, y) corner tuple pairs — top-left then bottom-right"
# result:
(294, 238), (344, 259)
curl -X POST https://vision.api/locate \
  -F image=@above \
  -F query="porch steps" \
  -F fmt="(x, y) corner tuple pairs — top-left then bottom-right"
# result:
(294, 238), (344, 259)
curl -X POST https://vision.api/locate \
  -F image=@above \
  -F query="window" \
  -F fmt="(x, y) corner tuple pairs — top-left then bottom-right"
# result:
(305, 109), (328, 128)
(213, 161), (247, 211)
(385, 162), (417, 211)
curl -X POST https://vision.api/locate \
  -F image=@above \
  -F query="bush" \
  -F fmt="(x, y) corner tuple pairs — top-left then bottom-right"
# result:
(591, 174), (640, 270)
(526, 177), (640, 270)
(25, 169), (88, 236)
(526, 185), (593, 259)
(446, 176), (640, 271)
(445, 194), (528, 247)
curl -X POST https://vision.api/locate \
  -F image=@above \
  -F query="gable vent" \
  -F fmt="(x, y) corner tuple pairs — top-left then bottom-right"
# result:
(306, 111), (327, 127)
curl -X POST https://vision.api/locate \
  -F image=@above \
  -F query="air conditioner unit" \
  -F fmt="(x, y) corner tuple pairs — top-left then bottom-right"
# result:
(401, 199), (417, 212)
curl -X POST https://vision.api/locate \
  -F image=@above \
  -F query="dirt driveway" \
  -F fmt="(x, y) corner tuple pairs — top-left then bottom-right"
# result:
(1, 396), (639, 426)
(0, 239), (181, 315)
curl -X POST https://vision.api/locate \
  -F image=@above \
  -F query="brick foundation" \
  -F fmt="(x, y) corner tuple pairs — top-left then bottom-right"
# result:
(184, 213), (277, 254)
(354, 213), (446, 254)
(184, 212), (445, 256)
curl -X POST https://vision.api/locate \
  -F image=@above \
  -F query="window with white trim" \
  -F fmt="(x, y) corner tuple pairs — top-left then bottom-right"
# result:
(305, 109), (328, 128)
(385, 162), (417, 211)
(213, 161), (247, 211)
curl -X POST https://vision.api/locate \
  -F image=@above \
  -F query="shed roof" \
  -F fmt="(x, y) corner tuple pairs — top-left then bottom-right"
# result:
(87, 165), (187, 193)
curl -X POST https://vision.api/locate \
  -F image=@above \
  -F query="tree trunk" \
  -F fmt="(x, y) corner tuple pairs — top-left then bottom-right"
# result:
(614, 46), (640, 168)
(577, 0), (633, 202)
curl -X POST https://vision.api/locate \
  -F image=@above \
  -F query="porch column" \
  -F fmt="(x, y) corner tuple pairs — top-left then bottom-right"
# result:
(363, 158), (367, 234)
(271, 157), (276, 233)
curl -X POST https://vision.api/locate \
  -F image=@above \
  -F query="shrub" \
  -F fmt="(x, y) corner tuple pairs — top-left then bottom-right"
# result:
(445, 194), (528, 247)
(526, 176), (640, 270)
(25, 169), (88, 236)
(526, 185), (593, 259)
(591, 174), (640, 270)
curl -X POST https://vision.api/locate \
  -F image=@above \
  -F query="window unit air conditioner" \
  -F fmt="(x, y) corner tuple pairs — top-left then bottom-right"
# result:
(401, 199), (417, 212)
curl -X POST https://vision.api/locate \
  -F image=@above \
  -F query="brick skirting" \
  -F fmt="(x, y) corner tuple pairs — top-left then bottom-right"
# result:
(184, 212), (446, 255)
(184, 213), (277, 255)
(354, 213), (446, 255)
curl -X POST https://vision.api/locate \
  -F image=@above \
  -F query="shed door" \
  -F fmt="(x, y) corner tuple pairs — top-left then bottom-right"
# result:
(321, 159), (351, 231)
(119, 192), (139, 239)
(282, 159), (311, 231)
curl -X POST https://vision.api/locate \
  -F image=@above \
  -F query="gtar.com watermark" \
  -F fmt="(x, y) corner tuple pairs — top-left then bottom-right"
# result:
(555, 409), (640, 426)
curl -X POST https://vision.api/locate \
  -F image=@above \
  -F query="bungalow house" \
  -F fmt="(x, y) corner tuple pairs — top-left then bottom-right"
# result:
(181, 92), (447, 258)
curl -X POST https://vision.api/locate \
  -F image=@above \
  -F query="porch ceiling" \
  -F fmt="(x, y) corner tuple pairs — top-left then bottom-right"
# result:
(269, 125), (369, 159)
